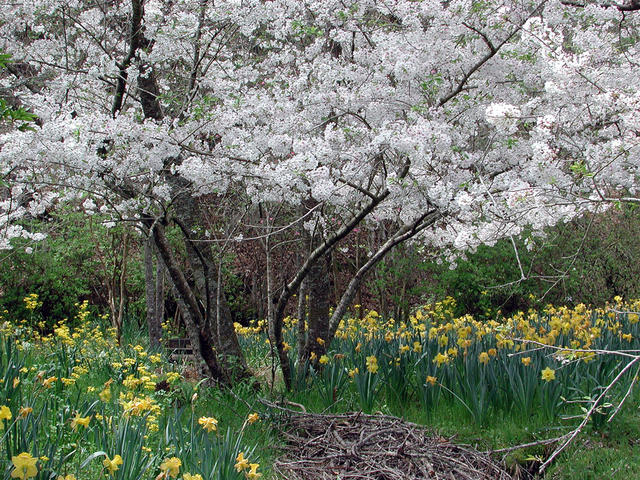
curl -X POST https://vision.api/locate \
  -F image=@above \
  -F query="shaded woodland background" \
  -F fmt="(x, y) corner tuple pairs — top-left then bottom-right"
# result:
(2, 202), (638, 331)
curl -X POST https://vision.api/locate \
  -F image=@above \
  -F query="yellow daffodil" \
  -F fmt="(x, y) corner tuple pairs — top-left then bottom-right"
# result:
(18, 407), (32, 419)
(235, 452), (249, 472)
(183, 474), (203, 480)
(365, 355), (378, 374)
(478, 352), (490, 365)
(433, 352), (449, 367)
(42, 376), (57, 388)
(0, 405), (12, 421)
(247, 413), (260, 424)
(71, 414), (91, 431)
(103, 454), (123, 475)
(246, 463), (262, 480)
(198, 416), (218, 432)
(521, 357), (532, 366)
(159, 457), (181, 478)
(99, 387), (112, 402)
(426, 376), (437, 386)
(11, 453), (38, 480)
(541, 367), (555, 382)
(318, 355), (329, 365)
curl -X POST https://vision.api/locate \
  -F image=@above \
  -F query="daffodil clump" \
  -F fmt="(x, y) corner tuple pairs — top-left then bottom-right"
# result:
(231, 296), (640, 423)
(0, 297), (261, 480)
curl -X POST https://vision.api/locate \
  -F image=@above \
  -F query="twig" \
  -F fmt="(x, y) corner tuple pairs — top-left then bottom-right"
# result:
(539, 355), (640, 471)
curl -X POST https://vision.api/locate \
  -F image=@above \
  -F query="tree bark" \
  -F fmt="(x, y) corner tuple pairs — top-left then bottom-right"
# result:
(155, 252), (165, 339)
(296, 278), (307, 367)
(145, 236), (163, 349)
(303, 251), (331, 363)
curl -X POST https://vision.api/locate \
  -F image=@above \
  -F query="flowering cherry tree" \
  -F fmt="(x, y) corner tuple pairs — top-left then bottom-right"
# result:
(0, 0), (638, 385)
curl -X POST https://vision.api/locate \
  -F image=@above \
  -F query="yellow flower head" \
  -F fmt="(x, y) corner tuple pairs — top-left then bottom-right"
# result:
(42, 377), (57, 389)
(102, 454), (123, 475)
(71, 414), (91, 431)
(541, 367), (556, 382)
(478, 352), (490, 365)
(18, 407), (32, 419)
(183, 474), (203, 480)
(11, 452), (38, 480)
(318, 355), (329, 365)
(426, 376), (437, 386)
(433, 352), (449, 367)
(198, 416), (218, 432)
(247, 413), (260, 424)
(246, 463), (262, 480)
(235, 452), (249, 472)
(100, 387), (112, 403)
(365, 355), (378, 374)
(521, 357), (532, 366)
(159, 457), (181, 478)
(0, 405), (12, 421)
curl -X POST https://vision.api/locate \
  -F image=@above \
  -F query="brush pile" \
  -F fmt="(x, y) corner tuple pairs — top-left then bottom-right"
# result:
(272, 411), (514, 480)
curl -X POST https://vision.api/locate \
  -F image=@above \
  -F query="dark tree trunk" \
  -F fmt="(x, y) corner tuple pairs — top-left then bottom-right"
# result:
(144, 237), (162, 349)
(155, 253), (165, 338)
(171, 183), (250, 380)
(303, 252), (332, 363)
(296, 278), (307, 366)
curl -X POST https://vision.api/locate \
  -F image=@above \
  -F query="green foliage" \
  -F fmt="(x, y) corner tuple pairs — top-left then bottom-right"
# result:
(417, 205), (640, 319)
(0, 210), (144, 328)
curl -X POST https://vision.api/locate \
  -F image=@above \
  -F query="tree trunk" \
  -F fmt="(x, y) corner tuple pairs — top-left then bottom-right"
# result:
(145, 237), (163, 349)
(171, 283), (208, 379)
(149, 220), (230, 384)
(303, 252), (331, 363)
(155, 252), (165, 338)
(296, 278), (307, 367)
(170, 183), (249, 380)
